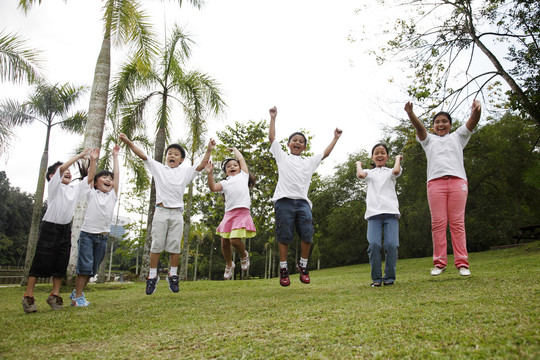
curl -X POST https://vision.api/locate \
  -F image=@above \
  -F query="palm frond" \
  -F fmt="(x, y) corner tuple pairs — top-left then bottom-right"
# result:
(0, 30), (43, 84)
(57, 110), (87, 134)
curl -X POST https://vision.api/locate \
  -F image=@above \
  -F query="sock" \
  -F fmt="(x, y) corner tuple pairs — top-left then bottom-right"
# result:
(169, 267), (178, 276)
(280, 261), (288, 270)
(299, 257), (308, 267)
(149, 268), (157, 278)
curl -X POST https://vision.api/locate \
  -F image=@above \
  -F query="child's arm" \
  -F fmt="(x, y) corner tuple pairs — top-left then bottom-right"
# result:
(112, 144), (120, 195)
(404, 102), (427, 141)
(393, 155), (403, 176)
(268, 106), (277, 143)
(356, 161), (367, 179)
(322, 128), (343, 160)
(58, 149), (90, 176)
(196, 138), (216, 172)
(87, 148), (100, 185)
(204, 160), (223, 192)
(466, 100), (482, 132)
(119, 133), (148, 161)
(229, 147), (248, 173)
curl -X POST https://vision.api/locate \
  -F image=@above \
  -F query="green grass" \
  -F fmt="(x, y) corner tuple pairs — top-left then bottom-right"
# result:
(1, 243), (539, 359)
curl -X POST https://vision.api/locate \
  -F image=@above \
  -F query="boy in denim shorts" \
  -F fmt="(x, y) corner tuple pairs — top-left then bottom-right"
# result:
(268, 106), (342, 286)
(120, 133), (215, 295)
(21, 149), (95, 313)
(71, 145), (120, 307)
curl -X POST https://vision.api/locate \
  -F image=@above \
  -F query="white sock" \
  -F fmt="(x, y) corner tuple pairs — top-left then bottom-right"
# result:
(299, 257), (308, 267)
(280, 261), (288, 270)
(169, 267), (178, 276)
(149, 268), (157, 278)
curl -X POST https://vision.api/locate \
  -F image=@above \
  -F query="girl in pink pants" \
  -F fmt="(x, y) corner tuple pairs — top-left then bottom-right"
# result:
(404, 100), (482, 276)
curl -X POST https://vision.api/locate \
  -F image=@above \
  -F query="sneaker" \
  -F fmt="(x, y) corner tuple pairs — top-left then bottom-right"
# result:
(240, 251), (250, 271)
(69, 290), (75, 300)
(71, 295), (90, 307)
(146, 275), (159, 295)
(459, 267), (471, 276)
(297, 264), (311, 284)
(279, 267), (290, 287)
(166, 273), (180, 293)
(224, 262), (235, 280)
(21, 296), (37, 313)
(431, 267), (446, 276)
(46, 294), (64, 310)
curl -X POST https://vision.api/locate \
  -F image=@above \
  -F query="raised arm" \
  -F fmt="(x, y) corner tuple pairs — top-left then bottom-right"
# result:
(322, 128), (343, 160)
(59, 148), (90, 176)
(112, 144), (120, 195)
(119, 133), (147, 161)
(196, 138), (216, 172)
(404, 102), (427, 141)
(204, 160), (223, 192)
(466, 100), (482, 132)
(356, 161), (367, 179)
(393, 155), (403, 176)
(229, 147), (248, 173)
(268, 106), (277, 143)
(87, 148), (100, 185)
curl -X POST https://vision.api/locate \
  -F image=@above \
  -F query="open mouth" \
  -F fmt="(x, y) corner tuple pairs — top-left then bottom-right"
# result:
(168, 159), (176, 165)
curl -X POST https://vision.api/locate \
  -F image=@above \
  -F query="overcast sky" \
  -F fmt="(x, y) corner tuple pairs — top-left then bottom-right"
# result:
(1, 0), (409, 199)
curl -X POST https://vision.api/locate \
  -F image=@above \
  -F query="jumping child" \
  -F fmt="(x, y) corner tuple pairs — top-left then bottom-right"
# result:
(268, 106), (342, 286)
(356, 144), (402, 286)
(71, 145), (120, 307)
(404, 100), (481, 276)
(21, 149), (95, 313)
(204, 147), (256, 280)
(120, 133), (215, 294)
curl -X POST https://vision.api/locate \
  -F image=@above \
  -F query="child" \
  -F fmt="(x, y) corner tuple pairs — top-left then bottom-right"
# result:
(204, 147), (256, 280)
(71, 145), (120, 307)
(21, 149), (95, 313)
(356, 144), (402, 286)
(268, 106), (342, 286)
(120, 133), (215, 294)
(404, 100), (481, 276)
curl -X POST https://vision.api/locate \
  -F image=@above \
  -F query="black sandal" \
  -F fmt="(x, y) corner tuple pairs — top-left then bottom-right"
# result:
(383, 282), (394, 286)
(371, 282), (381, 287)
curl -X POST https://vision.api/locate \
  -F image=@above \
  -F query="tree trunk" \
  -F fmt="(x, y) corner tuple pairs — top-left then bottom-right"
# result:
(180, 182), (194, 281)
(193, 241), (199, 281)
(208, 238), (213, 280)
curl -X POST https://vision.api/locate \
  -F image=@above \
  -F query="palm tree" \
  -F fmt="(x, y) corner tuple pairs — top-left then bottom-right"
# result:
(111, 24), (225, 279)
(0, 81), (87, 279)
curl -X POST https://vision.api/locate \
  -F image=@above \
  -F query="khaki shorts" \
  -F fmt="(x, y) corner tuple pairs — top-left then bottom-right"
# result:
(151, 207), (184, 254)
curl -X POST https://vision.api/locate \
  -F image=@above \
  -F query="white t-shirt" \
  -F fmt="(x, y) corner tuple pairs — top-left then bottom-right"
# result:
(144, 155), (199, 209)
(219, 170), (251, 212)
(42, 170), (90, 225)
(362, 166), (401, 220)
(270, 140), (323, 208)
(81, 189), (118, 234)
(418, 124), (472, 181)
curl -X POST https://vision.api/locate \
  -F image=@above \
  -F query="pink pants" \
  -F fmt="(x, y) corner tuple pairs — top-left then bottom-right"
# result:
(427, 176), (469, 269)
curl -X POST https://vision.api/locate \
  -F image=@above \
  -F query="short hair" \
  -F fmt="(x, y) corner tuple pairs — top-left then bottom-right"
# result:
(432, 111), (452, 125)
(288, 132), (307, 145)
(94, 170), (114, 189)
(371, 143), (389, 155)
(46, 161), (62, 182)
(165, 144), (186, 159)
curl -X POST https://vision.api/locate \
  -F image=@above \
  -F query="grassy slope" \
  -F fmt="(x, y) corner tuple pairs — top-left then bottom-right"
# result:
(1, 242), (538, 359)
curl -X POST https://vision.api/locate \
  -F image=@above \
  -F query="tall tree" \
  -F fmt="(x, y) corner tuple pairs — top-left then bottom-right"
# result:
(0, 81), (87, 279)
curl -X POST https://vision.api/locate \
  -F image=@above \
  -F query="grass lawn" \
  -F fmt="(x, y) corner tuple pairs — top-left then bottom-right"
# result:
(1, 242), (538, 359)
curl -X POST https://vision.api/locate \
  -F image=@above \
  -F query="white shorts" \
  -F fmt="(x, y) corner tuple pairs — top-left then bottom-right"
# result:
(150, 207), (184, 254)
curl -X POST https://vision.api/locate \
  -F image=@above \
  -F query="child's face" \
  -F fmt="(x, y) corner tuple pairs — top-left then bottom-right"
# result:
(166, 148), (184, 168)
(287, 135), (306, 156)
(61, 169), (72, 185)
(225, 160), (240, 177)
(433, 115), (451, 136)
(95, 175), (114, 193)
(371, 146), (389, 167)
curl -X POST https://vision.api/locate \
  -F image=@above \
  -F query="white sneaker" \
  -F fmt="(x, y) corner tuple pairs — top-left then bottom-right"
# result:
(223, 262), (235, 280)
(459, 267), (471, 276)
(430, 267), (446, 276)
(240, 251), (250, 271)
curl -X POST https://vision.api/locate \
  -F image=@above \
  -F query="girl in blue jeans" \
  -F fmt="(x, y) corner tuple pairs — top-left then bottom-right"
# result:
(356, 144), (402, 286)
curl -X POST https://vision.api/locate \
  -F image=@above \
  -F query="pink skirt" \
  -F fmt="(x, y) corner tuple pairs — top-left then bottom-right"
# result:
(216, 208), (256, 239)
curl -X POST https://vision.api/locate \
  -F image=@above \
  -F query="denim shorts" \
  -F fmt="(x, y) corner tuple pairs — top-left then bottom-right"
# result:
(274, 198), (314, 244)
(76, 231), (108, 276)
(29, 221), (71, 278)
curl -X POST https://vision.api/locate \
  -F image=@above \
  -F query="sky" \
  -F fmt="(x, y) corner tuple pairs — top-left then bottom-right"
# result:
(0, 0), (409, 201)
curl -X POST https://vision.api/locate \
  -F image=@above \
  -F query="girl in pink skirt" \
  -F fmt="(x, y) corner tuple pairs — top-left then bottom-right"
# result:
(205, 147), (256, 280)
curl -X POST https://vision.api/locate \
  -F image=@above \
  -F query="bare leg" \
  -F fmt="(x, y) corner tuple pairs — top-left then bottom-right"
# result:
(300, 241), (311, 259)
(51, 276), (63, 296)
(75, 275), (90, 297)
(24, 276), (38, 297)
(230, 238), (246, 258)
(169, 253), (179, 268)
(279, 243), (288, 262)
(221, 238), (233, 266)
(150, 252), (161, 269)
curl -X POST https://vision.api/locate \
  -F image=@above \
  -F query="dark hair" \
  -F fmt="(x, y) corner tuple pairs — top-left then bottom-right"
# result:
(220, 158), (256, 189)
(370, 143), (389, 168)
(165, 144), (186, 159)
(94, 170), (114, 189)
(432, 111), (452, 125)
(288, 132), (307, 145)
(46, 161), (62, 182)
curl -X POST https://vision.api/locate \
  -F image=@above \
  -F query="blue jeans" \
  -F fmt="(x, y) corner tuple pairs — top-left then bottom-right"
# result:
(367, 214), (399, 283)
(76, 231), (109, 276)
(274, 198), (314, 244)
